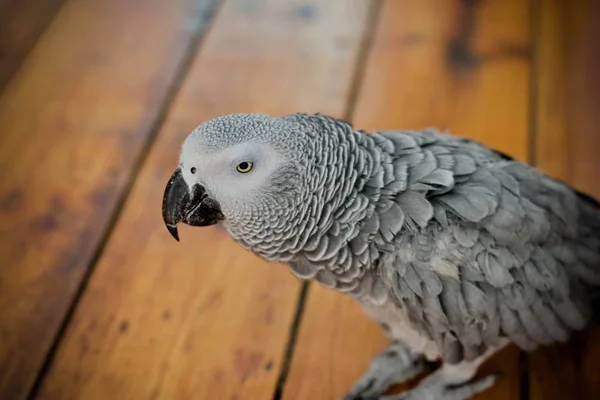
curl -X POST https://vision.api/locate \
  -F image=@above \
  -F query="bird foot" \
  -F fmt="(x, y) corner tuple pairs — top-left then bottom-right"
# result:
(344, 345), (499, 400)
(343, 341), (426, 400)
(374, 371), (498, 400)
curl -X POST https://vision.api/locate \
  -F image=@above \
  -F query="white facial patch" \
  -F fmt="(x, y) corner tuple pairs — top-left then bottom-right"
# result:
(178, 135), (288, 212)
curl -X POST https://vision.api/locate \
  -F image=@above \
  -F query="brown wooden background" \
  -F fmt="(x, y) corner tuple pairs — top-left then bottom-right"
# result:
(1, 0), (599, 399)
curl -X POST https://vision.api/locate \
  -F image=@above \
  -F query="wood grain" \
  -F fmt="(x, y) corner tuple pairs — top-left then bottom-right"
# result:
(529, 0), (600, 399)
(0, 0), (66, 92)
(282, 0), (532, 399)
(0, 0), (219, 398)
(34, 1), (375, 399)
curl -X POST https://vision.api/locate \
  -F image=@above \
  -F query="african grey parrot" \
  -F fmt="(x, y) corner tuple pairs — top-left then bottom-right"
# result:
(162, 113), (600, 400)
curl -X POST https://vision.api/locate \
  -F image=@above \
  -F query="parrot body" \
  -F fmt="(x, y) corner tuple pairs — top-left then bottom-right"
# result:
(163, 113), (600, 399)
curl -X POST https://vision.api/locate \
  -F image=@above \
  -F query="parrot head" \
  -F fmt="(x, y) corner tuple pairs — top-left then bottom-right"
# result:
(161, 113), (312, 252)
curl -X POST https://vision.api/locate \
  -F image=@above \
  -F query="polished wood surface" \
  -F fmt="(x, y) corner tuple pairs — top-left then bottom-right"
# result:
(0, 0), (220, 397)
(0, 0), (65, 91)
(0, 0), (598, 399)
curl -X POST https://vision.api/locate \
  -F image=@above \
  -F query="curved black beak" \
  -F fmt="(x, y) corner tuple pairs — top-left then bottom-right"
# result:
(161, 168), (224, 241)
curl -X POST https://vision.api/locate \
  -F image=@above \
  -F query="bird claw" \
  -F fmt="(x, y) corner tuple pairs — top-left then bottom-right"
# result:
(342, 341), (426, 400)
(374, 372), (499, 400)
(343, 341), (499, 400)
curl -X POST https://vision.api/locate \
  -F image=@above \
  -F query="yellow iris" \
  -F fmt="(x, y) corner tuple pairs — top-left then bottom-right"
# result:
(236, 161), (253, 173)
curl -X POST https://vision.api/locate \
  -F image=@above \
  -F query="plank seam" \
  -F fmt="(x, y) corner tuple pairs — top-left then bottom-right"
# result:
(271, 1), (384, 399)
(0, 0), (67, 94)
(344, 0), (385, 123)
(527, 0), (541, 168)
(522, 0), (542, 399)
(23, 1), (224, 398)
(272, 282), (310, 400)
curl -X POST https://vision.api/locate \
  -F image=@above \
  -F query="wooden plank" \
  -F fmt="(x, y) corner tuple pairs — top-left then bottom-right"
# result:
(0, 0), (66, 92)
(0, 0), (220, 398)
(34, 1), (375, 399)
(282, 0), (532, 399)
(529, 0), (600, 399)
(533, 0), (600, 194)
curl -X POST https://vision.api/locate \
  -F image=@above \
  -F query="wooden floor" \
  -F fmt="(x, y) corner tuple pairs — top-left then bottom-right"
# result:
(1, 0), (599, 399)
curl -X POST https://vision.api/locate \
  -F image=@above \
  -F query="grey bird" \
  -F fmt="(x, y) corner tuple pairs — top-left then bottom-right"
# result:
(162, 113), (600, 399)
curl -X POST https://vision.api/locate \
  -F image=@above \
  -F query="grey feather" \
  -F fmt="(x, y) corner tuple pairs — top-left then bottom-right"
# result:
(531, 297), (570, 342)
(380, 131), (417, 149)
(305, 235), (330, 261)
(452, 154), (477, 176)
(500, 271), (536, 310)
(408, 150), (437, 184)
(436, 186), (498, 222)
(395, 191), (434, 229)
(477, 251), (514, 287)
(442, 331), (462, 364)
(422, 292), (450, 331)
(395, 271), (418, 306)
(316, 269), (337, 288)
(523, 258), (556, 291)
(462, 280), (488, 317)
(433, 205), (449, 228)
(289, 257), (317, 279)
(378, 203), (405, 242)
(453, 225), (479, 248)
(179, 113), (600, 367)
(420, 169), (455, 193)
(517, 305), (554, 345)
(550, 291), (588, 331)
(413, 262), (443, 297)
(403, 264), (424, 298)
(498, 302), (537, 351)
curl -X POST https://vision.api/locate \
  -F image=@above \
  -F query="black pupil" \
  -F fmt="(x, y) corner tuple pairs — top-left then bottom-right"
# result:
(239, 162), (248, 170)
(190, 167), (196, 174)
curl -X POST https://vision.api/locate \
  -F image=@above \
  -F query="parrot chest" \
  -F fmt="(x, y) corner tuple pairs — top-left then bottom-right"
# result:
(358, 295), (441, 361)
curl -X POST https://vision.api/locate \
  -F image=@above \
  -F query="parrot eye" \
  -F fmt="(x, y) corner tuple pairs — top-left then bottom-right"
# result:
(190, 167), (197, 174)
(236, 161), (253, 173)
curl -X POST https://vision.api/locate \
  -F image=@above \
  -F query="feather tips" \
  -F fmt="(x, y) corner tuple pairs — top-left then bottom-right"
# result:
(274, 123), (598, 366)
